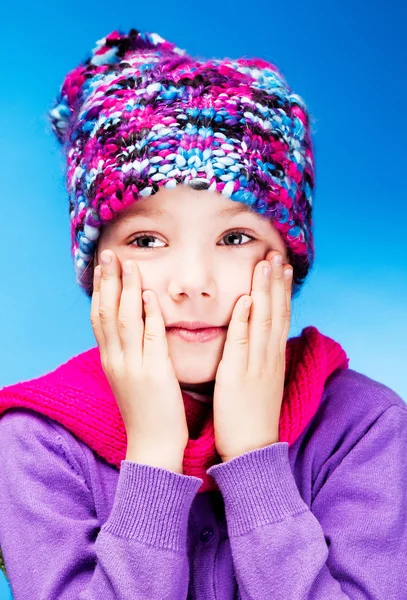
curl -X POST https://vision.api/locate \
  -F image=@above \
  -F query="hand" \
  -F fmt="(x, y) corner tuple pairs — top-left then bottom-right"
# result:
(212, 251), (293, 463)
(90, 250), (189, 471)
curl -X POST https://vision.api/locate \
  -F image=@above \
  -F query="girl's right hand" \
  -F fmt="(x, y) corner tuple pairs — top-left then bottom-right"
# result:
(90, 250), (189, 472)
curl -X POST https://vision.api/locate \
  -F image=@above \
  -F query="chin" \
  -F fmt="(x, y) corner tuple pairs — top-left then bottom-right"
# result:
(169, 342), (222, 385)
(174, 359), (219, 386)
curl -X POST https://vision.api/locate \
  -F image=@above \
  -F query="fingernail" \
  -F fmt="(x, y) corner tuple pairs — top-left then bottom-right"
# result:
(101, 252), (112, 265)
(273, 255), (282, 266)
(263, 265), (271, 278)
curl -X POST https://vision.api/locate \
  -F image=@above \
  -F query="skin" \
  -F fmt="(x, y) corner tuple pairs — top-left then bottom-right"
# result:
(94, 184), (290, 396)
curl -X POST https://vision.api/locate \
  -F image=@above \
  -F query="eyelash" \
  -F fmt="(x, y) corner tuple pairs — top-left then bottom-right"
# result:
(127, 228), (257, 250)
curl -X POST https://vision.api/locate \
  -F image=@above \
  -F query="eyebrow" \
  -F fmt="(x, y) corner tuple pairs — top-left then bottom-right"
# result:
(120, 203), (252, 221)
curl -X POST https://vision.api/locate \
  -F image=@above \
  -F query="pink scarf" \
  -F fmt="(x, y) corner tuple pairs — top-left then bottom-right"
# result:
(0, 326), (349, 493)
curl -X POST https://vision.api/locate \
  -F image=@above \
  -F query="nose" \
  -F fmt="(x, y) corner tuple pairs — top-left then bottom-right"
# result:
(168, 255), (215, 299)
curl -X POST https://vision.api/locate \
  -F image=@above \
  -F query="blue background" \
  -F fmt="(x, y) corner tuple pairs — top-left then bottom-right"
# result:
(1, 1), (406, 596)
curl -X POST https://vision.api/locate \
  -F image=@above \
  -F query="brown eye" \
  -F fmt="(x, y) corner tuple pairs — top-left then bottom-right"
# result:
(219, 230), (256, 246)
(128, 234), (165, 249)
(126, 229), (257, 249)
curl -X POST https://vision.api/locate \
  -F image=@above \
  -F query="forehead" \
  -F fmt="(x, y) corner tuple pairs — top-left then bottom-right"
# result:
(106, 185), (285, 240)
(110, 190), (283, 238)
(98, 189), (287, 258)
(116, 199), (255, 221)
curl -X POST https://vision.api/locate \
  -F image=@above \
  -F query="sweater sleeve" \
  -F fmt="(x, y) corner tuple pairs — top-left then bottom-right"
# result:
(206, 404), (407, 600)
(0, 409), (203, 600)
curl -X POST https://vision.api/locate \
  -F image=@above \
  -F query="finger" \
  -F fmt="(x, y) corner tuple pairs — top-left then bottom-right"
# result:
(220, 295), (252, 374)
(281, 266), (293, 352)
(141, 289), (171, 368)
(267, 254), (288, 354)
(117, 259), (144, 369)
(90, 265), (107, 364)
(247, 259), (272, 373)
(98, 250), (122, 358)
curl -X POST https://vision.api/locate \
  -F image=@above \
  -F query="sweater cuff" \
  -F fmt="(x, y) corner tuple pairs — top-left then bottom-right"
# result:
(102, 460), (203, 551)
(206, 442), (308, 536)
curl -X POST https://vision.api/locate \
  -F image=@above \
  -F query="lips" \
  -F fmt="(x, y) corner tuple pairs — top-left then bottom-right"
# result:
(166, 326), (226, 343)
(166, 321), (223, 330)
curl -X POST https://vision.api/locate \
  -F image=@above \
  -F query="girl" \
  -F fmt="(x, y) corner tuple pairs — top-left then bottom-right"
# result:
(0, 27), (406, 600)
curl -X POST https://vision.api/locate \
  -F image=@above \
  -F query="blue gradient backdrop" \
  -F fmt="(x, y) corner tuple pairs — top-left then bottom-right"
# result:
(1, 1), (406, 595)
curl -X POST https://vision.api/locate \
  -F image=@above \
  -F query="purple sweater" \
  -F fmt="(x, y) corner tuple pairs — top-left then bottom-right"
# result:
(0, 367), (406, 599)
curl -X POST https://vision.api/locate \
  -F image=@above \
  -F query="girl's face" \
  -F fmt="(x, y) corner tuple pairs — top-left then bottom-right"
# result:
(95, 185), (289, 390)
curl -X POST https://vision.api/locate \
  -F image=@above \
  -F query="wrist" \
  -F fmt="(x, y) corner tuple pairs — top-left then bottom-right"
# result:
(125, 445), (184, 474)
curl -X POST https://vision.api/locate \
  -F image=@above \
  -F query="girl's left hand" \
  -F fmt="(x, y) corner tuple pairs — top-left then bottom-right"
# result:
(213, 251), (293, 463)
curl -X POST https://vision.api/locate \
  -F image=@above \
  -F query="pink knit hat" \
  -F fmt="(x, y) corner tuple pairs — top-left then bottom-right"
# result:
(48, 27), (316, 298)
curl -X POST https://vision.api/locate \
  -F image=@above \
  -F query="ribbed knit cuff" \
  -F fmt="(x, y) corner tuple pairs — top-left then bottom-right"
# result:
(102, 460), (203, 551)
(206, 442), (308, 536)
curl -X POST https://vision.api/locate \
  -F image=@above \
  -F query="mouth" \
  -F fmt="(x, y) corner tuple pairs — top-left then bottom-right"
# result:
(166, 326), (227, 343)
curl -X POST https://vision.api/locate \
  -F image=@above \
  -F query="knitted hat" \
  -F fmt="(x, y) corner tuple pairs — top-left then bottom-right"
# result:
(48, 28), (316, 299)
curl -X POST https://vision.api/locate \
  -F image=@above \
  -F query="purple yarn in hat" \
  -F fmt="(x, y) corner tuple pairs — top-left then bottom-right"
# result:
(48, 28), (316, 298)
